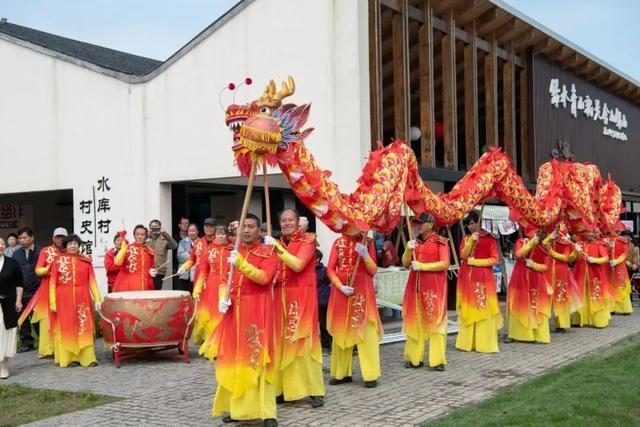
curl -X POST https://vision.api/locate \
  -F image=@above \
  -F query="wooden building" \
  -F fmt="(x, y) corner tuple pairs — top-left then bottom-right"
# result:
(368, 0), (640, 228)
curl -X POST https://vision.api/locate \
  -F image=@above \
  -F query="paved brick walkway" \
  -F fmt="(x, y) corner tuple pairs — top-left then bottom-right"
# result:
(8, 307), (639, 427)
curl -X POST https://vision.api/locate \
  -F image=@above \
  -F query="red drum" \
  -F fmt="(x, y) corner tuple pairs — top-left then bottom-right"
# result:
(99, 290), (195, 367)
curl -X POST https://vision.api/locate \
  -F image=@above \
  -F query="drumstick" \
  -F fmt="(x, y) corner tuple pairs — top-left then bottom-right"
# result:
(156, 260), (171, 270)
(162, 271), (182, 281)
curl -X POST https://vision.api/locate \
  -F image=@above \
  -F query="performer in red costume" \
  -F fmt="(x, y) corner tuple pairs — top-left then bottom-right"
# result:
(211, 214), (278, 427)
(113, 225), (155, 292)
(401, 213), (450, 370)
(49, 234), (101, 367)
(455, 211), (502, 353)
(326, 232), (383, 388)
(266, 209), (324, 407)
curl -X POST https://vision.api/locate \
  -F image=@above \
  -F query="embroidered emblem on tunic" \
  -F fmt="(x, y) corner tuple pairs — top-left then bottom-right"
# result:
(530, 287), (539, 311)
(46, 247), (57, 265)
(474, 282), (487, 309)
(591, 277), (603, 300)
(350, 293), (366, 329)
(616, 271), (626, 290)
(127, 246), (139, 273)
(555, 280), (567, 303)
(422, 291), (437, 320)
(58, 256), (72, 284)
(77, 302), (89, 335)
(286, 301), (300, 343)
(246, 324), (263, 369)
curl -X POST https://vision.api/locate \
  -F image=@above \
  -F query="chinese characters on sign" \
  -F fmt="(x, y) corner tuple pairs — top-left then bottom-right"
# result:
(549, 78), (629, 141)
(77, 177), (112, 255)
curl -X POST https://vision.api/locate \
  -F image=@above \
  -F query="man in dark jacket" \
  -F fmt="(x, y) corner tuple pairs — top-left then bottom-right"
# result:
(12, 227), (42, 352)
(315, 250), (332, 350)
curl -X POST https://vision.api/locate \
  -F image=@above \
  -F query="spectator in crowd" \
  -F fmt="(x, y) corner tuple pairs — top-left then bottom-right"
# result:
(176, 217), (190, 242)
(4, 233), (18, 258)
(104, 232), (125, 293)
(176, 223), (199, 293)
(12, 227), (42, 353)
(260, 222), (269, 241)
(315, 250), (332, 350)
(147, 219), (178, 290)
(0, 237), (24, 378)
(624, 230), (639, 301)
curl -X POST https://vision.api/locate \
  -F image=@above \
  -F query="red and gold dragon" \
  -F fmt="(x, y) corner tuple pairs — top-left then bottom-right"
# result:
(223, 76), (622, 236)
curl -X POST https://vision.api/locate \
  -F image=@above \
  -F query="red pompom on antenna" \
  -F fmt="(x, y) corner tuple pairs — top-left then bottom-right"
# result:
(228, 82), (236, 90)
(245, 77), (252, 85)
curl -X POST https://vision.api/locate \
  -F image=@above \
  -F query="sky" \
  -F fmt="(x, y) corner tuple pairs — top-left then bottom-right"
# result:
(1, 0), (639, 81)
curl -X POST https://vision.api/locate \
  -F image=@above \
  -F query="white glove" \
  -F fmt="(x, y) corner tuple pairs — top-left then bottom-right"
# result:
(228, 250), (238, 266)
(471, 232), (480, 241)
(355, 243), (369, 258)
(263, 235), (277, 246)
(531, 235), (540, 244)
(610, 260), (616, 267)
(407, 240), (416, 250)
(149, 268), (158, 278)
(574, 243), (583, 253)
(549, 231), (558, 240)
(410, 261), (421, 271)
(340, 285), (354, 296)
(176, 267), (186, 275)
(94, 302), (101, 312)
(562, 233), (572, 243)
(608, 239), (615, 249)
(525, 259), (533, 268)
(218, 299), (231, 313)
(587, 256), (596, 264)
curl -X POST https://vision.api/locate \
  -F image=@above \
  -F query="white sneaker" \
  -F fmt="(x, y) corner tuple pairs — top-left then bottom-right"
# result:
(0, 366), (9, 379)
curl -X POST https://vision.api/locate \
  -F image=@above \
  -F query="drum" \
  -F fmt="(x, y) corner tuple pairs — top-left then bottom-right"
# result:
(99, 290), (195, 366)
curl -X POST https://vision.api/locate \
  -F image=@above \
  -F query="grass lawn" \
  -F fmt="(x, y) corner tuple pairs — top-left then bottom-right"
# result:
(425, 334), (640, 426)
(0, 384), (119, 426)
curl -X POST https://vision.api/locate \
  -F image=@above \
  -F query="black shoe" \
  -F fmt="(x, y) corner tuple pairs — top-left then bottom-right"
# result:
(329, 376), (353, 385)
(222, 415), (238, 423)
(310, 396), (324, 408)
(263, 419), (278, 427)
(275, 395), (285, 404)
(503, 337), (514, 343)
(17, 345), (34, 353)
(433, 364), (446, 371)
(554, 327), (566, 333)
(68, 361), (81, 368)
(364, 380), (378, 388)
(623, 313), (631, 316)
(405, 361), (424, 369)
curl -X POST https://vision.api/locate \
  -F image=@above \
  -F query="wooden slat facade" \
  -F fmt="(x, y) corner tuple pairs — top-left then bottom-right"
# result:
(370, 0), (639, 183)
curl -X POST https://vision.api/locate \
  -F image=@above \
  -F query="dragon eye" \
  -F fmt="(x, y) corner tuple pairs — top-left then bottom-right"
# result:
(260, 106), (271, 114)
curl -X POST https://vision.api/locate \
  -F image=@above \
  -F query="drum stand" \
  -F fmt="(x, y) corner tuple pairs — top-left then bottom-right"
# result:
(97, 300), (198, 368)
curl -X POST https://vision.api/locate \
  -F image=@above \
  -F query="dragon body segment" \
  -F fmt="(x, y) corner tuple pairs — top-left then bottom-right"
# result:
(224, 77), (622, 235)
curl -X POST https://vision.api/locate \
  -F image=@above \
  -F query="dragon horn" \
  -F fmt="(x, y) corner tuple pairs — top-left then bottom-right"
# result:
(263, 80), (277, 99)
(273, 76), (295, 102)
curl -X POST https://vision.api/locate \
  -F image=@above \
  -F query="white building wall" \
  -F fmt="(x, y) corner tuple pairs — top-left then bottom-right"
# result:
(0, 0), (372, 286)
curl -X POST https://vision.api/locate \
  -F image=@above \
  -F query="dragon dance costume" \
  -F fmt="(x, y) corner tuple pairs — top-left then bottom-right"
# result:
(455, 231), (502, 353)
(212, 241), (278, 421)
(401, 232), (449, 368)
(113, 242), (154, 292)
(610, 235), (633, 314)
(194, 241), (231, 359)
(543, 235), (581, 330)
(327, 235), (383, 383)
(272, 230), (324, 401)
(571, 238), (616, 328)
(507, 237), (552, 343)
(49, 253), (101, 367)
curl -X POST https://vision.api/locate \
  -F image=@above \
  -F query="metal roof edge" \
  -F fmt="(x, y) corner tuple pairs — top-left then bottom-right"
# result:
(0, 0), (253, 84)
(491, 0), (640, 89)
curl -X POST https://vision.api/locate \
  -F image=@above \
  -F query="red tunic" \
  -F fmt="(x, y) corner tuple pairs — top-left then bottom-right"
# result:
(546, 240), (582, 314)
(188, 237), (217, 284)
(273, 231), (320, 370)
(103, 247), (121, 289)
(327, 236), (383, 348)
(196, 242), (232, 346)
(402, 233), (449, 337)
(32, 245), (61, 324)
(213, 241), (278, 396)
(113, 243), (154, 292)
(508, 239), (552, 329)
(457, 232), (501, 326)
(573, 239), (616, 313)
(49, 253), (100, 355)
(610, 236), (631, 298)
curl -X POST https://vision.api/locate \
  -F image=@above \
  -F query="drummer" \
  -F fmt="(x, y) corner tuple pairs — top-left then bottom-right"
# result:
(212, 213), (278, 426)
(113, 225), (155, 292)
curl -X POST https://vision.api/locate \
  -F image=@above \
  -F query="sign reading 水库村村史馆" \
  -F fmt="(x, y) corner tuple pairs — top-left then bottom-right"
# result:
(549, 78), (629, 142)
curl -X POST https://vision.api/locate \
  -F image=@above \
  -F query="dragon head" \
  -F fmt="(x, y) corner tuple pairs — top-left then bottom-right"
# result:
(224, 76), (312, 175)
